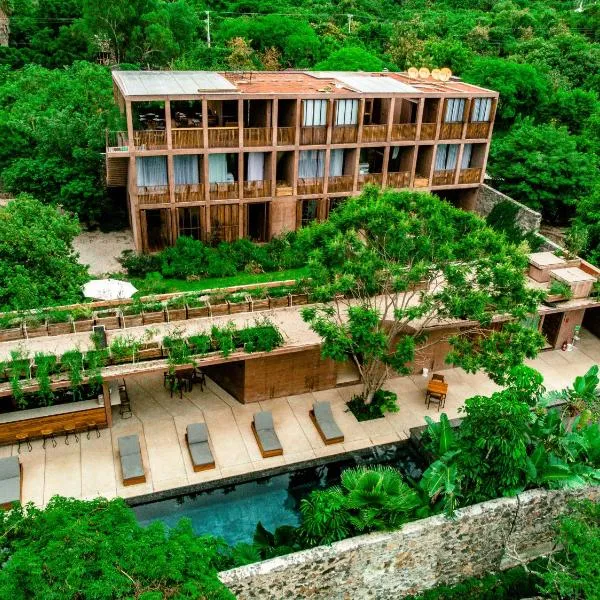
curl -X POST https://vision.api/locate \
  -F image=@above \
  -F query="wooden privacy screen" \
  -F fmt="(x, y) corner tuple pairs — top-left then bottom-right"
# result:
(210, 204), (239, 242)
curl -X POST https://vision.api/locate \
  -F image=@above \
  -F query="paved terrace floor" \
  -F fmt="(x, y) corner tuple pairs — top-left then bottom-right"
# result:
(3, 330), (599, 507)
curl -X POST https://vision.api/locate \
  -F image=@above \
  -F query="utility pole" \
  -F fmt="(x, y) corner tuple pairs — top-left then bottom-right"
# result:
(347, 14), (353, 34)
(205, 11), (211, 48)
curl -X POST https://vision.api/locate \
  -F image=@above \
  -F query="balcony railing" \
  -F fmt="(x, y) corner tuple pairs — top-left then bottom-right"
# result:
(243, 180), (272, 198)
(137, 185), (170, 205)
(419, 123), (436, 140)
(106, 130), (129, 153)
(466, 122), (490, 139)
(327, 175), (354, 193)
(439, 122), (463, 140)
(209, 182), (239, 200)
(277, 127), (296, 145)
(276, 181), (293, 196)
(297, 178), (324, 195)
(357, 173), (383, 189)
(390, 123), (417, 141)
(243, 127), (272, 147)
(414, 174), (430, 188)
(174, 184), (204, 203)
(300, 126), (327, 145)
(172, 128), (204, 149)
(432, 169), (456, 186)
(387, 171), (410, 189)
(133, 130), (167, 150)
(458, 167), (482, 184)
(332, 125), (358, 144)
(361, 124), (387, 143)
(208, 127), (239, 148)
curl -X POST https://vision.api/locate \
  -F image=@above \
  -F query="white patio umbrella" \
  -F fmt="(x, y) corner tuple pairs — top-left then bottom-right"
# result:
(82, 279), (138, 301)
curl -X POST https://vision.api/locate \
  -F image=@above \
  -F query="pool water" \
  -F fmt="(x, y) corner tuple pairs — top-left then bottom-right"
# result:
(133, 443), (423, 546)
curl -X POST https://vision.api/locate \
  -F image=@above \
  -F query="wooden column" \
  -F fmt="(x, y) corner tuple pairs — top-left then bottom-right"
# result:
(102, 382), (112, 428)
(202, 99), (211, 237)
(323, 98), (335, 196)
(353, 98), (366, 194)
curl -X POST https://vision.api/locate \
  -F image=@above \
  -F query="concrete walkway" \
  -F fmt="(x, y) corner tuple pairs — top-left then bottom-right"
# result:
(3, 330), (599, 507)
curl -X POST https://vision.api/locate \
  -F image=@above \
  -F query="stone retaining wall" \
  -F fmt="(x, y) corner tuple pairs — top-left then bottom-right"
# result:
(475, 184), (542, 233)
(219, 486), (598, 599)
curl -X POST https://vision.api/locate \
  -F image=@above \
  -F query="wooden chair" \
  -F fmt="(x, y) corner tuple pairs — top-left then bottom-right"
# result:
(431, 374), (445, 382)
(426, 392), (446, 411)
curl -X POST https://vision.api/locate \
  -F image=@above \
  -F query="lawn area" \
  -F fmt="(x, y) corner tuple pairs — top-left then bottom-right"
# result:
(130, 266), (309, 296)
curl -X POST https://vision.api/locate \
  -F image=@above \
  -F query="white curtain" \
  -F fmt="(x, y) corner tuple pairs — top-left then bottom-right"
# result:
(208, 154), (229, 183)
(173, 155), (200, 185)
(335, 99), (358, 125)
(298, 150), (325, 178)
(247, 152), (265, 181)
(444, 98), (465, 123)
(136, 156), (168, 187)
(302, 100), (327, 126)
(329, 149), (344, 177)
(461, 144), (473, 169)
(435, 144), (459, 170)
(392, 147), (400, 160)
(472, 98), (492, 122)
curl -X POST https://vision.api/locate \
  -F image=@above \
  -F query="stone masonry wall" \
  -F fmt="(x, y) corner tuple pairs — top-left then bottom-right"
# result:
(476, 184), (542, 233)
(219, 486), (599, 599)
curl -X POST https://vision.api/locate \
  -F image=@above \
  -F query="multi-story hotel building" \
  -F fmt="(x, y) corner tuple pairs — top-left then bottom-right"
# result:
(105, 70), (498, 253)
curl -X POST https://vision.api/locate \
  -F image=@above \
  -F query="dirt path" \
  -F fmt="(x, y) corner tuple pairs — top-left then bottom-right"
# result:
(73, 230), (135, 276)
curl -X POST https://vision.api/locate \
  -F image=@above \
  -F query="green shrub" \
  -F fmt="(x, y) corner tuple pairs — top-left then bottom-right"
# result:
(44, 310), (71, 324)
(166, 296), (187, 309)
(236, 320), (284, 353)
(185, 295), (207, 308)
(23, 313), (45, 328)
(141, 300), (164, 313)
(71, 307), (93, 321)
(121, 302), (144, 316)
(211, 323), (237, 357)
(267, 286), (291, 298)
(187, 334), (212, 355)
(118, 249), (161, 277)
(347, 389), (399, 421)
(0, 314), (22, 330)
(548, 280), (573, 299)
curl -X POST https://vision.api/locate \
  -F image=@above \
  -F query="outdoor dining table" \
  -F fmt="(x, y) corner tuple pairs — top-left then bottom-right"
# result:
(425, 380), (448, 406)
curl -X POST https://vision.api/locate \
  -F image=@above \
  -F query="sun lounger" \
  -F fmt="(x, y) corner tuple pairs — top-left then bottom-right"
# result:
(252, 411), (283, 458)
(185, 423), (215, 472)
(118, 434), (146, 486)
(0, 456), (21, 509)
(310, 401), (344, 445)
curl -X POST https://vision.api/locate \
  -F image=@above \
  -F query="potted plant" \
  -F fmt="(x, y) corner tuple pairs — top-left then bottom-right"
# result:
(95, 308), (121, 330)
(6, 350), (31, 381)
(34, 352), (58, 406)
(226, 291), (251, 315)
(0, 314), (23, 342)
(109, 335), (139, 364)
(208, 293), (230, 316)
(136, 329), (162, 360)
(45, 309), (73, 336)
(267, 285), (291, 308)
(166, 296), (187, 322)
(187, 333), (212, 356)
(72, 306), (95, 332)
(248, 287), (270, 312)
(23, 312), (47, 338)
(186, 295), (210, 319)
(121, 302), (144, 328)
(142, 300), (165, 325)
(545, 280), (573, 303)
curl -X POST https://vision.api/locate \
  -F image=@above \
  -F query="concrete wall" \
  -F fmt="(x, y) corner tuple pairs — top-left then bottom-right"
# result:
(219, 486), (599, 599)
(475, 184), (541, 233)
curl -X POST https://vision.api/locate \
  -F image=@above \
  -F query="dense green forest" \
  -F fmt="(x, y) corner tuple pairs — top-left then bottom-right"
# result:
(0, 0), (599, 262)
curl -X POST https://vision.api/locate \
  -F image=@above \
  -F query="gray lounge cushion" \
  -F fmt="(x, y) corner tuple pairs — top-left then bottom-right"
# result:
(187, 423), (208, 444)
(0, 456), (19, 480)
(313, 401), (334, 422)
(313, 401), (343, 441)
(118, 434), (141, 457)
(255, 428), (282, 452)
(0, 457), (20, 506)
(254, 411), (274, 431)
(188, 441), (214, 467)
(120, 453), (144, 480)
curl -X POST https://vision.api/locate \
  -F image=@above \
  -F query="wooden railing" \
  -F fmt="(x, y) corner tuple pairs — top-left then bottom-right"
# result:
(243, 180), (272, 198)
(209, 182), (239, 200)
(133, 130), (167, 150)
(439, 122), (463, 140)
(297, 178), (324, 195)
(414, 174), (430, 188)
(327, 175), (354, 193)
(172, 128), (204, 149)
(361, 124), (387, 143)
(466, 122), (490, 139)
(357, 173), (383, 189)
(458, 167), (482, 184)
(137, 185), (170, 204)
(174, 184), (204, 203)
(300, 126), (327, 145)
(106, 130), (129, 153)
(387, 171), (410, 189)
(277, 127), (296, 145)
(419, 123), (436, 140)
(208, 127), (239, 148)
(332, 125), (358, 144)
(390, 123), (417, 141)
(432, 170), (456, 186)
(276, 181), (293, 196)
(244, 127), (272, 147)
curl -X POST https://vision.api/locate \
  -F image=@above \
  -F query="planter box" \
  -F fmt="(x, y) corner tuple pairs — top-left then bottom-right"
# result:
(209, 302), (229, 316)
(112, 354), (134, 365)
(73, 318), (94, 333)
(136, 344), (162, 361)
(550, 267), (596, 300)
(122, 313), (143, 328)
(166, 307), (187, 322)
(0, 326), (23, 342)
(142, 310), (165, 325)
(227, 300), (251, 314)
(95, 314), (121, 330)
(24, 321), (48, 338)
(47, 321), (74, 336)
(250, 298), (270, 312)
(186, 305), (210, 319)
(290, 293), (309, 306)
(528, 252), (579, 283)
(268, 295), (291, 309)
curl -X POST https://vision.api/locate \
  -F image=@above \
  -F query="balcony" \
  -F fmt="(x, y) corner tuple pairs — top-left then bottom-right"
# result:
(331, 125), (358, 144)
(106, 131), (129, 153)
(357, 173), (383, 190)
(276, 181), (293, 196)
(133, 130), (167, 151)
(439, 123), (463, 140)
(208, 127), (239, 148)
(137, 185), (170, 205)
(297, 178), (324, 195)
(414, 175), (430, 188)
(174, 184), (204, 203)
(387, 171), (410, 189)
(419, 123), (436, 140)
(361, 124), (387, 143)
(458, 167), (482, 184)
(243, 127), (272, 147)
(300, 126), (327, 145)
(277, 127), (296, 146)
(172, 128), (204, 149)
(243, 180), (272, 198)
(432, 170), (455, 186)
(466, 122), (490, 139)
(209, 182), (239, 200)
(327, 175), (354, 193)
(390, 124), (417, 141)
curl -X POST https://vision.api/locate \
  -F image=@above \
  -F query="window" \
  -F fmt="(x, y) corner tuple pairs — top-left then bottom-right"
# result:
(302, 100), (327, 126)
(471, 98), (492, 122)
(461, 144), (473, 169)
(301, 199), (319, 227)
(173, 155), (200, 185)
(335, 99), (358, 125)
(298, 150), (325, 178)
(444, 99), (465, 123)
(435, 144), (459, 171)
(178, 207), (204, 241)
(136, 156), (168, 187)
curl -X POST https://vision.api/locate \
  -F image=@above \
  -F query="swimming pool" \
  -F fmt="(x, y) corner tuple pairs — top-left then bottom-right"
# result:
(132, 442), (424, 545)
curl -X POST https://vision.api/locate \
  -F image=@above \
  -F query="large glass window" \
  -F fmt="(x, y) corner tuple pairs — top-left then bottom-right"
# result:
(435, 144), (459, 170)
(302, 100), (327, 126)
(136, 156), (167, 186)
(444, 99), (465, 123)
(471, 98), (492, 122)
(178, 207), (203, 241)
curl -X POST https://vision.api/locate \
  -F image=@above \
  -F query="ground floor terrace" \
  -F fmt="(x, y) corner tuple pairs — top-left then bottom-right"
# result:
(3, 328), (599, 508)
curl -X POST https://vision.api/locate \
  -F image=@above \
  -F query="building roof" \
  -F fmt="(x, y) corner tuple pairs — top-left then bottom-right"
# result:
(112, 71), (238, 96)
